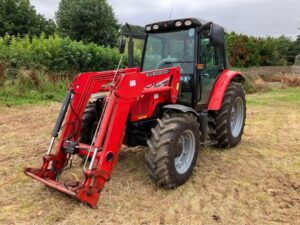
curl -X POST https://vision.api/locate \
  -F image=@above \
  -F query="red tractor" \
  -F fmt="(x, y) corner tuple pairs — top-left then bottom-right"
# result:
(25, 18), (246, 208)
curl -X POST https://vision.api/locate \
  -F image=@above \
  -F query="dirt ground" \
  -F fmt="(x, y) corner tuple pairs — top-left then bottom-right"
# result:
(0, 88), (299, 225)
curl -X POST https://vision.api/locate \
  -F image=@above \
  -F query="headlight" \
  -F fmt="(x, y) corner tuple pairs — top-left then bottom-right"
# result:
(145, 26), (151, 31)
(184, 20), (192, 26)
(175, 21), (182, 27)
(153, 24), (159, 30)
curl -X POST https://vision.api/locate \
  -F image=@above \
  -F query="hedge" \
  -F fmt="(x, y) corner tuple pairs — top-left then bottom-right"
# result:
(0, 33), (141, 78)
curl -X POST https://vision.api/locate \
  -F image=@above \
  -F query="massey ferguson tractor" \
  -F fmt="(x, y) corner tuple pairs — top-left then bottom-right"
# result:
(25, 18), (246, 208)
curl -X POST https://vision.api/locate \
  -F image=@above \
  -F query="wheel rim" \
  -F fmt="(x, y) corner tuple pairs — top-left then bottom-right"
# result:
(230, 97), (244, 137)
(175, 130), (195, 174)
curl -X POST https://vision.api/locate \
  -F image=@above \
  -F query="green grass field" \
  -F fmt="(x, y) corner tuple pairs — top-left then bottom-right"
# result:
(0, 87), (299, 224)
(247, 87), (300, 105)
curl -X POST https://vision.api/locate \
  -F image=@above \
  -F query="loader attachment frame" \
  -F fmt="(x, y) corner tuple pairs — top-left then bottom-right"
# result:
(25, 67), (180, 208)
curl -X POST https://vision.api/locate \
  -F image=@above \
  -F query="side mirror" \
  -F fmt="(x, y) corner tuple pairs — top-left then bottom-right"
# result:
(119, 38), (126, 54)
(209, 23), (225, 47)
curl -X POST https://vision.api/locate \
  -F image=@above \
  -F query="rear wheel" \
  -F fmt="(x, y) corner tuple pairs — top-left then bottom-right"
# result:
(214, 82), (246, 148)
(145, 111), (201, 188)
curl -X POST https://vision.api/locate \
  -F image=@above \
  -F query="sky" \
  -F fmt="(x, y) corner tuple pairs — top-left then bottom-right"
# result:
(31, 0), (300, 39)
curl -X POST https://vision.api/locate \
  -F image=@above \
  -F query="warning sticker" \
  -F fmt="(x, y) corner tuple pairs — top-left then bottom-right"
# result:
(129, 80), (136, 87)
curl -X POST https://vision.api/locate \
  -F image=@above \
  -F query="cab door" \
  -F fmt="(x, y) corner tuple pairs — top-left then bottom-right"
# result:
(197, 30), (225, 106)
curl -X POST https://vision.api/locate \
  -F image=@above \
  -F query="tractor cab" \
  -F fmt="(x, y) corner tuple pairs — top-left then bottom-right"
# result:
(141, 18), (227, 108)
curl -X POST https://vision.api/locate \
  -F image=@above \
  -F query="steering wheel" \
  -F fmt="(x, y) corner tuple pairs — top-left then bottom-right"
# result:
(157, 58), (178, 69)
(156, 58), (183, 73)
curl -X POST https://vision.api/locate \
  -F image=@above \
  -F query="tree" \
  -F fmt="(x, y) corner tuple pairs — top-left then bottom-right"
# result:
(56, 0), (119, 47)
(121, 24), (144, 36)
(0, 0), (56, 37)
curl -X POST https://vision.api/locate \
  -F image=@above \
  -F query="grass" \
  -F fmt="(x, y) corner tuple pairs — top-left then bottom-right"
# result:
(0, 87), (66, 105)
(247, 87), (300, 106)
(0, 69), (69, 106)
(2, 86), (299, 108)
(0, 88), (299, 224)
(0, 65), (299, 106)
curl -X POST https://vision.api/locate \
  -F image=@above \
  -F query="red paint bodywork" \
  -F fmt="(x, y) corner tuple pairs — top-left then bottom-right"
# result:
(25, 67), (180, 208)
(24, 66), (242, 208)
(208, 69), (244, 110)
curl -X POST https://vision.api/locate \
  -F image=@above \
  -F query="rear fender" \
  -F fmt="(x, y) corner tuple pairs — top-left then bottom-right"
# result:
(208, 69), (245, 111)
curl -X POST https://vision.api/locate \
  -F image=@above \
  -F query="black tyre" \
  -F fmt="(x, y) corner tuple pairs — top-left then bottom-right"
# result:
(145, 111), (201, 188)
(79, 103), (99, 144)
(214, 82), (246, 148)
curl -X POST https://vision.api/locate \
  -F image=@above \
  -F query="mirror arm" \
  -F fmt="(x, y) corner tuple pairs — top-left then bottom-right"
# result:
(197, 22), (212, 33)
(126, 23), (134, 68)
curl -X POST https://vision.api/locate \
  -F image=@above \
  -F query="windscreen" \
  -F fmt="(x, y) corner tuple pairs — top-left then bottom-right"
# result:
(142, 28), (195, 73)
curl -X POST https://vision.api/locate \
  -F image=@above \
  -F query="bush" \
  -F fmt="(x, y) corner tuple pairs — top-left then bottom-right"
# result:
(0, 69), (69, 105)
(226, 33), (299, 67)
(295, 55), (300, 66)
(261, 73), (300, 87)
(0, 34), (141, 76)
(0, 34), (142, 105)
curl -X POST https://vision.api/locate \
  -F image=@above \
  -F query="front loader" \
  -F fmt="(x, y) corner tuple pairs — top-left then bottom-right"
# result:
(25, 18), (246, 208)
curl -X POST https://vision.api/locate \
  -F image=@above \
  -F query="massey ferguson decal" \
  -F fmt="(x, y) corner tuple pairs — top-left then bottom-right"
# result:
(145, 77), (170, 88)
(147, 69), (170, 77)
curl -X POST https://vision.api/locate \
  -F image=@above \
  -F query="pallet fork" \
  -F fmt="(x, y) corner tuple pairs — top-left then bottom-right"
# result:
(25, 67), (180, 208)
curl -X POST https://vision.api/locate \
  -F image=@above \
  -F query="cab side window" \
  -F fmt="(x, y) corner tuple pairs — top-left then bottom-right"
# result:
(200, 34), (225, 74)
(197, 30), (226, 105)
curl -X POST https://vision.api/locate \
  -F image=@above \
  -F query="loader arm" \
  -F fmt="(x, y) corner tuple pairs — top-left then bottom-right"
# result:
(25, 67), (180, 208)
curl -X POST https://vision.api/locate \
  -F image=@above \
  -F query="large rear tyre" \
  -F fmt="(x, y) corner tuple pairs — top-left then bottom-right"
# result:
(145, 112), (201, 188)
(214, 82), (246, 148)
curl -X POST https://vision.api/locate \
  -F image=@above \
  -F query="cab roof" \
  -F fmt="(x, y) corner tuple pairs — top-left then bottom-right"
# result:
(145, 18), (228, 34)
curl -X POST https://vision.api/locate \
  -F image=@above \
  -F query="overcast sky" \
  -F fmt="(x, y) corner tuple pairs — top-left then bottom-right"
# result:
(31, 0), (300, 38)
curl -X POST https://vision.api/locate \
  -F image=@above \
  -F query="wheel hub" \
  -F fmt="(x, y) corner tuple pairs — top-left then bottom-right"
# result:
(230, 97), (244, 137)
(174, 130), (195, 174)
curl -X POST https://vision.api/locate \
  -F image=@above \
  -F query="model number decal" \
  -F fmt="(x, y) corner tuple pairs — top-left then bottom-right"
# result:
(147, 69), (170, 77)
(145, 78), (170, 88)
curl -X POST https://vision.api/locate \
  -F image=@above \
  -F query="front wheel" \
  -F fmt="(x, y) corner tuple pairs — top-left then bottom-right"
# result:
(145, 112), (201, 188)
(79, 103), (99, 144)
(214, 82), (246, 148)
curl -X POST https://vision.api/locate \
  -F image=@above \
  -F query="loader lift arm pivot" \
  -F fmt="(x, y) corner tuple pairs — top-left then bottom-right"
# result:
(25, 67), (180, 208)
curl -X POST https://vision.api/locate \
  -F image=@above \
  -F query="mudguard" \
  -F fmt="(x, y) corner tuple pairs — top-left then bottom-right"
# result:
(208, 69), (244, 111)
(163, 104), (198, 117)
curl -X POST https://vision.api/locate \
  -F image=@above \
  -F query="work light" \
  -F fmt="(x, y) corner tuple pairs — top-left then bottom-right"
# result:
(153, 24), (159, 30)
(184, 20), (192, 26)
(175, 21), (182, 27)
(146, 26), (151, 31)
